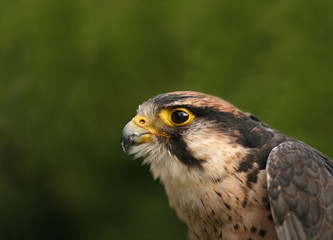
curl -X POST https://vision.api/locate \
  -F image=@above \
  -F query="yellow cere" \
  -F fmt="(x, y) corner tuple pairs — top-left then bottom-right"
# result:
(159, 107), (195, 127)
(132, 115), (171, 139)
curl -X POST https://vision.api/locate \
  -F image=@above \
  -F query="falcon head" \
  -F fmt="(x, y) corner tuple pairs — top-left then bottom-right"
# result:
(121, 91), (333, 240)
(121, 91), (269, 184)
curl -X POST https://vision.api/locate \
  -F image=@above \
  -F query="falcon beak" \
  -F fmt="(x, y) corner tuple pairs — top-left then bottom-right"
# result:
(121, 116), (152, 154)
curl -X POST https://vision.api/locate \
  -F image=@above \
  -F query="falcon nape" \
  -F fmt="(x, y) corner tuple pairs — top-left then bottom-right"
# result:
(121, 91), (333, 240)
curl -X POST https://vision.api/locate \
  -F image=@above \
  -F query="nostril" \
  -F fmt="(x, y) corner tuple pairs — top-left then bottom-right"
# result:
(133, 116), (148, 126)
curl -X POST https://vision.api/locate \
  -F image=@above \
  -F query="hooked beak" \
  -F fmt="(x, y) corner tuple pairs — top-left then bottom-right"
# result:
(121, 115), (171, 154)
(121, 119), (151, 154)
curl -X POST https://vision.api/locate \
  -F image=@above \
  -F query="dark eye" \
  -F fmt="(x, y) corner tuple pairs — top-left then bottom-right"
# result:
(171, 110), (189, 125)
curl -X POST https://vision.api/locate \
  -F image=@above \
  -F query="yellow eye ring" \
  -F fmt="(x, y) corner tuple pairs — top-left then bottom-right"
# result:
(159, 107), (195, 126)
(158, 108), (195, 126)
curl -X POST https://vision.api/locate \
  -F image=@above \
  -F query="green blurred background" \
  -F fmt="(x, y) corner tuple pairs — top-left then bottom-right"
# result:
(1, 0), (333, 239)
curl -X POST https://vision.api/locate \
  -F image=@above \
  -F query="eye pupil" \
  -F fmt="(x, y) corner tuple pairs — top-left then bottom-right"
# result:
(171, 110), (189, 124)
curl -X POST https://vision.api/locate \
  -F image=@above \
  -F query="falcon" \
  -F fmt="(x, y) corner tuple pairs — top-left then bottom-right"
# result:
(121, 91), (333, 240)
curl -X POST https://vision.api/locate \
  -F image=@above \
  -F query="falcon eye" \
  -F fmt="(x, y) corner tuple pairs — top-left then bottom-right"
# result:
(171, 109), (190, 125)
(159, 107), (194, 126)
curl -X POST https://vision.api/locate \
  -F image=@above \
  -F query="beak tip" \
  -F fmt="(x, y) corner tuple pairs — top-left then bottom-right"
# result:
(121, 141), (127, 154)
(121, 133), (131, 154)
(121, 119), (150, 155)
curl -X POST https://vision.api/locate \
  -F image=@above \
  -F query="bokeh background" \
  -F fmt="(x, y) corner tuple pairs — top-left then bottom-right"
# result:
(1, 0), (333, 239)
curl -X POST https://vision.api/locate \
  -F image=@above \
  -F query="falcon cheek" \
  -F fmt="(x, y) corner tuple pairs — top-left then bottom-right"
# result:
(183, 125), (248, 181)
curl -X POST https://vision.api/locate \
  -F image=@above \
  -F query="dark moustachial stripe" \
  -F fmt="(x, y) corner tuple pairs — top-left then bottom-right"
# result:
(168, 135), (205, 168)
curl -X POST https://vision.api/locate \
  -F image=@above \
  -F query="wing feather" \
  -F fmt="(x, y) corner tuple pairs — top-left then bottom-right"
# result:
(267, 142), (333, 240)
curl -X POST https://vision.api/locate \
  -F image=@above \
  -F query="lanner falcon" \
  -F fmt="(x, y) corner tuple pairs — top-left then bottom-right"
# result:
(121, 91), (333, 240)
